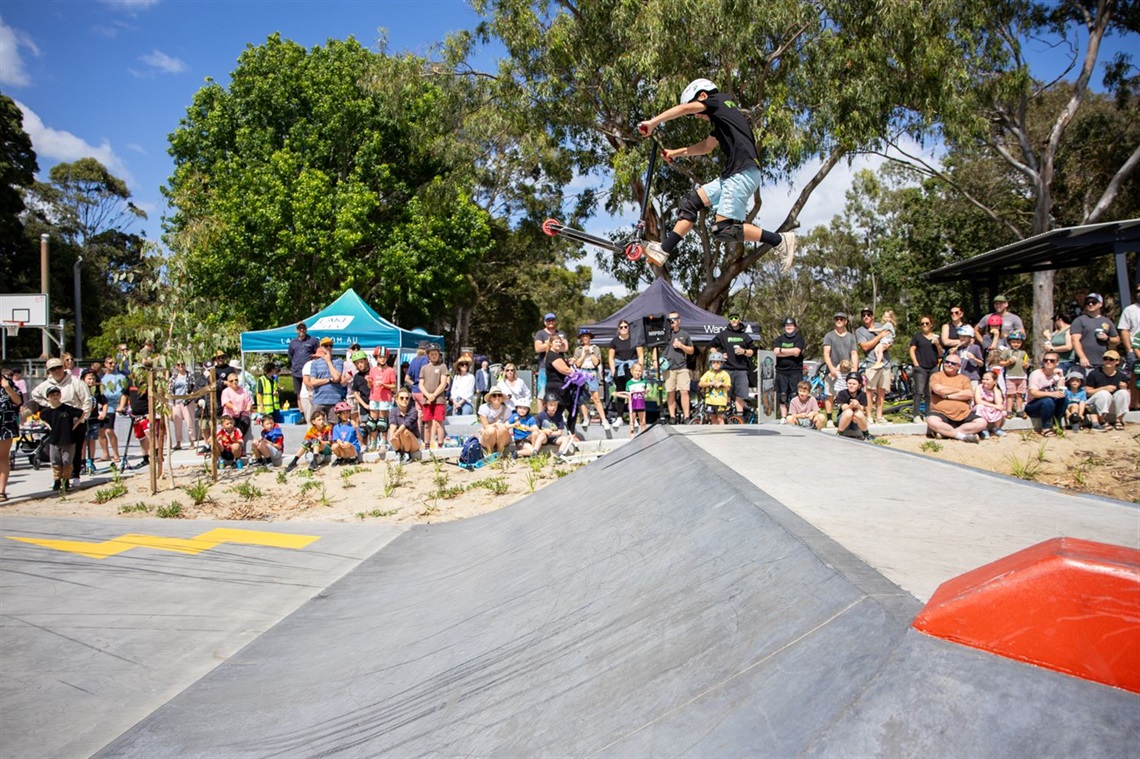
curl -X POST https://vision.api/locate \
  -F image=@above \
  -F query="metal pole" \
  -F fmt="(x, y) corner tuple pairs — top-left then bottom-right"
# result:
(73, 253), (83, 359)
(40, 234), (50, 359)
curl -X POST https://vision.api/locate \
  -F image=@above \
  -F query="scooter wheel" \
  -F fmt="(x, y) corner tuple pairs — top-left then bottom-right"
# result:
(625, 243), (643, 261)
(541, 218), (562, 237)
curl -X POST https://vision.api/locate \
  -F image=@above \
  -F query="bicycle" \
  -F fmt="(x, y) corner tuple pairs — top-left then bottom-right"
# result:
(726, 397), (759, 425)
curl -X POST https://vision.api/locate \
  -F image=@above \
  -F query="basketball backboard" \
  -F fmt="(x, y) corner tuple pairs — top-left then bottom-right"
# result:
(0, 293), (48, 327)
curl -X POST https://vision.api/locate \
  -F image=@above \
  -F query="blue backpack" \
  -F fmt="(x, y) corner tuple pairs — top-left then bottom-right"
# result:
(458, 436), (485, 469)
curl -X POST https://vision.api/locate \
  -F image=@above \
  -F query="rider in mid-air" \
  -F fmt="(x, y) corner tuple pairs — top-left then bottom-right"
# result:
(637, 78), (795, 272)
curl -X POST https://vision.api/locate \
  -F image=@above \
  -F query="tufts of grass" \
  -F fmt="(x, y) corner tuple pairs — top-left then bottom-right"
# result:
(471, 477), (509, 496)
(276, 471), (287, 484)
(920, 440), (943, 453)
(118, 502), (152, 514)
(299, 480), (322, 496)
(155, 502), (183, 519)
(871, 437), (891, 446)
(356, 508), (399, 520)
(525, 469), (539, 493)
(432, 484), (467, 500)
(184, 479), (211, 506)
(1007, 453), (1042, 481)
(94, 481), (128, 504)
(230, 481), (263, 501)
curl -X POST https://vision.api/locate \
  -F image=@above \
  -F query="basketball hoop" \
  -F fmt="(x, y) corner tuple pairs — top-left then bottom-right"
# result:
(2, 321), (22, 338)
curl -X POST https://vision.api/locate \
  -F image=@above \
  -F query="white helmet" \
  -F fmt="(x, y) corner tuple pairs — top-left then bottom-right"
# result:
(680, 78), (718, 104)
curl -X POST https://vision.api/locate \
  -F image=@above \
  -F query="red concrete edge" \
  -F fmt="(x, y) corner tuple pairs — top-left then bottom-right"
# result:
(914, 537), (1140, 693)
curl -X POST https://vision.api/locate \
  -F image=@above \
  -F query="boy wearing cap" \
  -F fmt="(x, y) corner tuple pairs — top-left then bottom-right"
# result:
(637, 79), (795, 272)
(349, 351), (372, 428)
(572, 327), (611, 431)
(699, 352), (732, 424)
(535, 392), (576, 457)
(1071, 293), (1121, 371)
(41, 386), (84, 493)
(418, 344), (450, 449)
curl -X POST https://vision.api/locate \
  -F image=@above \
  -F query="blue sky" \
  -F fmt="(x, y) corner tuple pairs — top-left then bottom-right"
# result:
(2, 1), (1135, 297)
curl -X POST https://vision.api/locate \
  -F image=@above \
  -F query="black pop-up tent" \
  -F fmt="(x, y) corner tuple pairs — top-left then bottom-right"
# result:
(581, 278), (762, 346)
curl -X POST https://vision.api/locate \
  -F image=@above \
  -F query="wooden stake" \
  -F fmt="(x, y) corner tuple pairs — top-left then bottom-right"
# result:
(209, 367), (218, 483)
(147, 368), (157, 495)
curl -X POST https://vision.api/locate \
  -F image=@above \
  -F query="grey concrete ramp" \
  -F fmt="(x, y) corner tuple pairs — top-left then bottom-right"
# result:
(96, 428), (1138, 757)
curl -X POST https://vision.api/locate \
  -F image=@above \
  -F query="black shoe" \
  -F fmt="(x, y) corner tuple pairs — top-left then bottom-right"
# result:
(285, 459), (298, 473)
(308, 458), (320, 471)
(863, 432), (876, 441)
(52, 479), (61, 492)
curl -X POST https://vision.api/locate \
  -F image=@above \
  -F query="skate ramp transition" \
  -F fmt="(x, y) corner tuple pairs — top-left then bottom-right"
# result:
(99, 427), (1138, 757)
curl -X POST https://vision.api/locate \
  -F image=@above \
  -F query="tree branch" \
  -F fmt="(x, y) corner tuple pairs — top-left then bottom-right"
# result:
(1084, 142), (1140, 224)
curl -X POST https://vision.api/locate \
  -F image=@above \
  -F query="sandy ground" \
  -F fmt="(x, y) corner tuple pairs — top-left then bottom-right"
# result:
(882, 425), (1140, 504)
(3, 452), (585, 524)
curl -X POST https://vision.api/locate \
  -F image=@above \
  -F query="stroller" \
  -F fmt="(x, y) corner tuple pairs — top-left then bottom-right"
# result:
(12, 421), (50, 470)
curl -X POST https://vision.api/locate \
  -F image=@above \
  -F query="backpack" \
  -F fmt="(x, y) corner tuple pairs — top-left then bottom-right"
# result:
(458, 436), (485, 469)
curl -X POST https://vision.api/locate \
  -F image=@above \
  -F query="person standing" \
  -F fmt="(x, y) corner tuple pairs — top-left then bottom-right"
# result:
(856, 308), (891, 424)
(662, 312), (694, 423)
(287, 323), (319, 409)
(168, 360), (197, 451)
(33, 358), (93, 488)
(821, 311), (858, 421)
(307, 337), (346, 421)
(940, 305), (969, 353)
(533, 313), (559, 396)
(710, 313), (757, 415)
(0, 367), (23, 501)
(608, 320), (644, 423)
(99, 355), (126, 463)
(975, 294), (1025, 338)
(773, 317), (805, 419)
(638, 79), (795, 271)
(418, 344), (450, 449)
(908, 315), (941, 423)
(1070, 293), (1121, 372)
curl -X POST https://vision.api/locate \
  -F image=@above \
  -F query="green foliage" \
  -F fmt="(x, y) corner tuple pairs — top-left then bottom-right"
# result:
(920, 440), (943, 453)
(0, 93), (37, 272)
(94, 481), (128, 503)
(118, 502), (151, 514)
(183, 478), (212, 505)
(1007, 453), (1042, 481)
(470, 476), (509, 495)
(357, 508), (399, 519)
(156, 502), (184, 519)
(230, 481), (263, 501)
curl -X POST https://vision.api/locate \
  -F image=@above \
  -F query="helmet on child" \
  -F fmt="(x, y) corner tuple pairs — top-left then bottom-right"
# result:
(333, 401), (353, 413)
(680, 78), (718, 104)
(1008, 331), (1025, 341)
(708, 352), (726, 363)
(1065, 371), (1084, 383)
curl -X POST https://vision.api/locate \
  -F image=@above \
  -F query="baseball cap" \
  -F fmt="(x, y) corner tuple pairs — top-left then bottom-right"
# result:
(1085, 293), (1103, 304)
(544, 312), (557, 321)
(957, 326), (974, 337)
(783, 316), (796, 325)
(1102, 349), (1121, 360)
(296, 322), (307, 329)
(993, 293), (1008, 302)
(833, 311), (848, 320)
(860, 307), (873, 315)
(578, 327), (593, 337)
(45, 358), (64, 370)
(319, 337), (334, 346)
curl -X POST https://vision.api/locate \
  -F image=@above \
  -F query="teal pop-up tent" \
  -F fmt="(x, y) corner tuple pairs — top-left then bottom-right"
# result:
(240, 289), (444, 357)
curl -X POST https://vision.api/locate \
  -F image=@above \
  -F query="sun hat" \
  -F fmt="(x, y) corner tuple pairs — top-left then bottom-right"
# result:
(1102, 349), (1120, 360)
(45, 358), (64, 370)
(319, 337), (334, 346)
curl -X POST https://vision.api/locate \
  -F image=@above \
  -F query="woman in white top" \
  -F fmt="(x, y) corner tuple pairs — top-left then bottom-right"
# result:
(495, 363), (531, 412)
(449, 358), (476, 415)
(476, 387), (512, 453)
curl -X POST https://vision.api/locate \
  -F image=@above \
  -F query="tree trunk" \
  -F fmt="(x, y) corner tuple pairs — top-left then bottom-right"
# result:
(1032, 270), (1055, 364)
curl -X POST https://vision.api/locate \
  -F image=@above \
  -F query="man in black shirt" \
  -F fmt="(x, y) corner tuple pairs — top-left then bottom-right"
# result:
(773, 316), (806, 419)
(638, 78), (795, 271)
(287, 322), (319, 404)
(710, 314), (757, 415)
(1085, 349), (1130, 430)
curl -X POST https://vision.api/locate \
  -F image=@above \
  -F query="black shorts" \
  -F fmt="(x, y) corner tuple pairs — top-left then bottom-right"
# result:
(99, 411), (117, 430)
(728, 369), (750, 400)
(928, 410), (979, 428)
(775, 371), (802, 397)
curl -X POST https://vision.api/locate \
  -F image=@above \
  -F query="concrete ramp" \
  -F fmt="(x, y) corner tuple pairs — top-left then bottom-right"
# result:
(98, 428), (1138, 757)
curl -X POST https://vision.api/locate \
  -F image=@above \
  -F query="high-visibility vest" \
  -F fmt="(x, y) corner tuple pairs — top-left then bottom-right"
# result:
(255, 375), (281, 416)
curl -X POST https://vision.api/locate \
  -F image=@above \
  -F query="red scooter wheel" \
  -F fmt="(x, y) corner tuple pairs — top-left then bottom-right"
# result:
(541, 218), (562, 237)
(625, 243), (643, 261)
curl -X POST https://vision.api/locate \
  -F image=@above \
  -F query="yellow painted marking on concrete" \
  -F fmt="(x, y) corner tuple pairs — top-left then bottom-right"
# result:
(6, 528), (321, 560)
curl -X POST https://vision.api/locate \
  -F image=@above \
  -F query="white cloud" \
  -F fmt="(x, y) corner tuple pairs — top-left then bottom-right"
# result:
(125, 143), (147, 154)
(100, 0), (160, 11)
(0, 17), (40, 87)
(137, 48), (186, 74)
(14, 100), (135, 186)
(91, 20), (135, 39)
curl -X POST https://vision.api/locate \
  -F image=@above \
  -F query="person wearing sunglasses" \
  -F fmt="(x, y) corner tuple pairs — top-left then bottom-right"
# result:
(1085, 349), (1131, 431)
(908, 315), (941, 424)
(940, 306), (968, 352)
(221, 372), (253, 441)
(925, 354), (987, 443)
(495, 364), (531, 413)
(1026, 352), (1067, 436)
(1070, 293), (1121, 371)
(608, 321), (643, 425)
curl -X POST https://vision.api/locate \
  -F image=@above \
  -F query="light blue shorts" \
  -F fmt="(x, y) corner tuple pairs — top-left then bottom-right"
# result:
(369, 400), (393, 412)
(702, 166), (762, 221)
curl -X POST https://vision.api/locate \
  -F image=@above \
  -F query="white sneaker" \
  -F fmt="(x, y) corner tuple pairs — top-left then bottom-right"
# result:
(777, 232), (796, 273)
(610, 417), (622, 428)
(602, 419), (611, 431)
(912, 416), (923, 424)
(645, 241), (669, 266)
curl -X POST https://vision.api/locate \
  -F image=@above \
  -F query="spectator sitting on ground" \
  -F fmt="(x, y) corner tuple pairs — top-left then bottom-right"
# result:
(477, 387), (512, 455)
(286, 409), (333, 472)
(834, 372), (872, 440)
(251, 414), (284, 467)
(449, 357), (476, 416)
(786, 380), (826, 430)
(926, 354), (987, 443)
(1026, 352), (1067, 436)
(387, 390), (420, 464)
(221, 373), (253, 442)
(507, 394), (544, 457)
(535, 392), (576, 457)
(214, 414), (244, 468)
(1085, 349), (1130, 431)
(1064, 371), (1088, 432)
(330, 401), (363, 464)
(698, 351), (732, 424)
(973, 370), (1007, 439)
(496, 363), (530, 413)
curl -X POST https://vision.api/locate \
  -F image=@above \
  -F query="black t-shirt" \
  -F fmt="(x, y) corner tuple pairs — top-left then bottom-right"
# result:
(701, 92), (760, 179)
(1086, 367), (1129, 392)
(88, 389), (107, 422)
(351, 372), (370, 403)
(909, 333), (941, 370)
(611, 335), (640, 362)
(288, 335), (319, 374)
(774, 331), (805, 372)
(543, 352), (569, 395)
(835, 388), (868, 409)
(710, 328), (755, 371)
(42, 404), (84, 446)
(127, 386), (150, 417)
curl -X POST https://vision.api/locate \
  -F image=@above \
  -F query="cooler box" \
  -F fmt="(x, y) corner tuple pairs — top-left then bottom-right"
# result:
(279, 409), (303, 425)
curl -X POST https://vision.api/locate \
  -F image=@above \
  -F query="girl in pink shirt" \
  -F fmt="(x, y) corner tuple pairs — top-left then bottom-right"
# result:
(221, 375), (253, 436)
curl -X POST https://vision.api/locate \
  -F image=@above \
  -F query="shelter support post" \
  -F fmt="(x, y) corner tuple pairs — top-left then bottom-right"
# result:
(1116, 243), (1135, 309)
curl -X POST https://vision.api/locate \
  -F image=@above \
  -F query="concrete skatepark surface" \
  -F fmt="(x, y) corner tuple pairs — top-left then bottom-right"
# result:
(2, 426), (1137, 757)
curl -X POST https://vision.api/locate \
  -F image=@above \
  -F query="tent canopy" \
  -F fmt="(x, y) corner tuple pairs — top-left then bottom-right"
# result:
(240, 289), (444, 354)
(581, 278), (761, 346)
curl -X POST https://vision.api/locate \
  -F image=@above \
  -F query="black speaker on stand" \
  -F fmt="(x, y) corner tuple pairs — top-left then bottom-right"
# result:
(641, 314), (667, 423)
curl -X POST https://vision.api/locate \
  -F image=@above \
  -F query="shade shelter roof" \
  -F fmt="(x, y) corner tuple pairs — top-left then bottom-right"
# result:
(581, 278), (761, 346)
(240, 288), (443, 354)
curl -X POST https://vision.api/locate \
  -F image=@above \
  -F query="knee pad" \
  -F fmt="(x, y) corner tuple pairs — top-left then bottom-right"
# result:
(376, 417), (389, 433)
(678, 190), (704, 223)
(712, 218), (744, 243)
